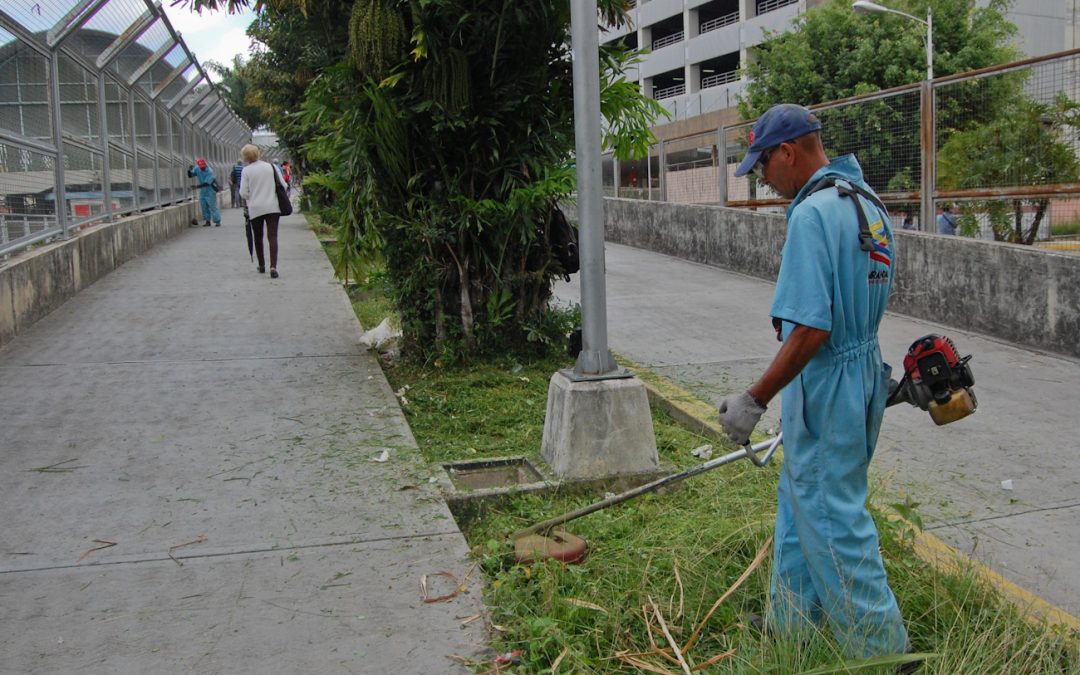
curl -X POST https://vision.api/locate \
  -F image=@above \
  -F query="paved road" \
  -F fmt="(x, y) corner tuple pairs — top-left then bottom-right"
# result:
(555, 242), (1080, 618)
(0, 208), (486, 673)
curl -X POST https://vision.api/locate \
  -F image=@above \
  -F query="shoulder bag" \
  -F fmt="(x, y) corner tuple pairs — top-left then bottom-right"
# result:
(271, 163), (293, 216)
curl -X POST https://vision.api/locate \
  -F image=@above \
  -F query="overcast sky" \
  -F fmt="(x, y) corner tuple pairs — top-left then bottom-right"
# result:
(161, 3), (258, 79)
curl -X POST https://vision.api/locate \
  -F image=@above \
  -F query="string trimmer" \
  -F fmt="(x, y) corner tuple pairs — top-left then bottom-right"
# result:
(512, 435), (784, 564)
(512, 333), (977, 565)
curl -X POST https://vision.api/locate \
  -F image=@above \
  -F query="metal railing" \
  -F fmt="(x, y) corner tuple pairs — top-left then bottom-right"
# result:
(604, 48), (1080, 244)
(701, 70), (739, 89)
(652, 31), (684, 50)
(653, 83), (686, 100)
(756, 0), (799, 14)
(700, 12), (739, 34)
(0, 0), (250, 261)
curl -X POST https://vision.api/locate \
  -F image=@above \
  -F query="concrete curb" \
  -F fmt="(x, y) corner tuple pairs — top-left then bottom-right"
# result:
(623, 361), (1080, 634)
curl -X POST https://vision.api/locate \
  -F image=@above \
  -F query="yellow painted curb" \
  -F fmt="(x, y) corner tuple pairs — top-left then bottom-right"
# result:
(912, 529), (1080, 633)
(624, 361), (1080, 635)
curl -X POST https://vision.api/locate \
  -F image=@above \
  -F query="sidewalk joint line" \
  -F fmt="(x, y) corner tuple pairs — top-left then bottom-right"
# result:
(926, 501), (1080, 531)
(0, 530), (460, 576)
(0, 353), (361, 368)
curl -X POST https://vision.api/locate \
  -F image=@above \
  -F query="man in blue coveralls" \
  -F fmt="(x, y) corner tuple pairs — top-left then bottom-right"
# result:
(717, 104), (909, 660)
(188, 158), (221, 227)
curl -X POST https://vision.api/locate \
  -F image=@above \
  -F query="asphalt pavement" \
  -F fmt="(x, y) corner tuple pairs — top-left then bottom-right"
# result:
(0, 207), (487, 673)
(554, 241), (1080, 619)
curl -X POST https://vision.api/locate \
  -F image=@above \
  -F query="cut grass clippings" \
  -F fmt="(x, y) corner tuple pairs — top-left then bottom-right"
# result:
(320, 232), (1079, 673)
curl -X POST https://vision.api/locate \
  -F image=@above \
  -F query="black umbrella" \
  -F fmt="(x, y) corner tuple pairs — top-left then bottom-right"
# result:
(243, 205), (253, 261)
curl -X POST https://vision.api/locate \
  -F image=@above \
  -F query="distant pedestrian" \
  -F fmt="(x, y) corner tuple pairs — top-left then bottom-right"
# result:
(937, 205), (957, 235)
(239, 144), (288, 279)
(188, 158), (221, 227)
(281, 161), (292, 196)
(230, 160), (244, 208)
(902, 213), (916, 230)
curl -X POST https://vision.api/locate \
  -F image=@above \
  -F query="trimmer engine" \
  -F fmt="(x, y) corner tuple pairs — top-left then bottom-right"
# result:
(892, 334), (977, 425)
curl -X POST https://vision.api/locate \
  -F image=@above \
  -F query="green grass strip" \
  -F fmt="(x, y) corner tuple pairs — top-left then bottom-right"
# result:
(313, 219), (1078, 673)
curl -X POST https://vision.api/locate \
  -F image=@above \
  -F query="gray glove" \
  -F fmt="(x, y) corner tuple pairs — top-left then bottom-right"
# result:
(717, 391), (767, 446)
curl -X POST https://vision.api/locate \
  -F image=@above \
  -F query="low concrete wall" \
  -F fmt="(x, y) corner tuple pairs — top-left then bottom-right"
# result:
(600, 198), (1080, 359)
(0, 202), (198, 348)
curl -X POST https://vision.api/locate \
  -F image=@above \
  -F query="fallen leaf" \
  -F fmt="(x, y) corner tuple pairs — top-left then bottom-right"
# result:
(565, 598), (609, 613)
(76, 539), (117, 563)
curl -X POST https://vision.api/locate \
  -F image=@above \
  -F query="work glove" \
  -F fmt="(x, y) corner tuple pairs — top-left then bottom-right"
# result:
(717, 391), (766, 446)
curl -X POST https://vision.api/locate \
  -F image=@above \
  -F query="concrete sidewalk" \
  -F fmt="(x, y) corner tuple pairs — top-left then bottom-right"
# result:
(555, 242), (1080, 619)
(0, 208), (486, 673)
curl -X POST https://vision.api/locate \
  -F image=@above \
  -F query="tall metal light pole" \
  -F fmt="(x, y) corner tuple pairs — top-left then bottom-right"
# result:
(539, 0), (659, 481)
(853, 1), (935, 232)
(570, 0), (619, 377)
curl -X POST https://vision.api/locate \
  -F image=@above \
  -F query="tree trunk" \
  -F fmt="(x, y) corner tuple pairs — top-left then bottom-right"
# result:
(1013, 200), (1023, 243)
(434, 283), (446, 343)
(1024, 199), (1048, 246)
(455, 242), (474, 347)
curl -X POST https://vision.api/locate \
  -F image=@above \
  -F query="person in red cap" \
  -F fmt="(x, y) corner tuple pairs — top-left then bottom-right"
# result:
(187, 158), (221, 227)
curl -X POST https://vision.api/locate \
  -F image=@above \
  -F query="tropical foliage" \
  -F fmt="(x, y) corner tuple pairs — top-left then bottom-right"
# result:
(185, 0), (663, 361)
(204, 54), (267, 129)
(742, 0), (1020, 194)
(938, 94), (1080, 243)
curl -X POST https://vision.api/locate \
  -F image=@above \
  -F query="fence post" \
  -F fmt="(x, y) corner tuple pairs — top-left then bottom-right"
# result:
(97, 72), (113, 222)
(613, 156), (620, 198)
(659, 138), (667, 202)
(129, 90), (139, 208)
(49, 52), (69, 238)
(647, 144), (654, 200)
(717, 126), (727, 206)
(920, 80), (936, 232)
(149, 100), (161, 207)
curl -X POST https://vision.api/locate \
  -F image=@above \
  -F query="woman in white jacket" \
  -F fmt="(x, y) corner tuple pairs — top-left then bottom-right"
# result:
(238, 144), (289, 278)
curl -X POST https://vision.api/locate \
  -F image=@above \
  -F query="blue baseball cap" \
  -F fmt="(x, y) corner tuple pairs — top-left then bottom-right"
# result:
(734, 104), (822, 177)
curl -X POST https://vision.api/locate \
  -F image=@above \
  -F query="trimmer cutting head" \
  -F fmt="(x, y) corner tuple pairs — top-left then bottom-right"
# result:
(513, 530), (588, 564)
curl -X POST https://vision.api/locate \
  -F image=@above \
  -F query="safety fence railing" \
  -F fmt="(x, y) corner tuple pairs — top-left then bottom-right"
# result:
(700, 12), (739, 35)
(0, 0), (251, 262)
(603, 48), (1080, 244)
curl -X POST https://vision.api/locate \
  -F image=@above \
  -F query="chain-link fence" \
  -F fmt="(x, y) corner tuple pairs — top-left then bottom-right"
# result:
(0, 0), (250, 260)
(605, 48), (1080, 244)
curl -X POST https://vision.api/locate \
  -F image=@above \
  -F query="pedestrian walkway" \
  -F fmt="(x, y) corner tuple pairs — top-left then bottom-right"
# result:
(0, 207), (486, 673)
(556, 242), (1080, 619)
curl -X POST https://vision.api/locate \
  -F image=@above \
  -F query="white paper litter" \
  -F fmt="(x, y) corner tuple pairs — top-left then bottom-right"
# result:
(359, 318), (402, 350)
(691, 444), (714, 460)
(1001, 479), (1014, 491)
(371, 449), (390, 463)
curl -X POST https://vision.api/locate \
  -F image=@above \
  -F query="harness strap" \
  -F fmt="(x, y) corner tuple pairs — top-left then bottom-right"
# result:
(804, 176), (887, 253)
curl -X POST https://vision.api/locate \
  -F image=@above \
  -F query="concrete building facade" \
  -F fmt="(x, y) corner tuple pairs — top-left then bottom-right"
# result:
(601, 0), (1080, 133)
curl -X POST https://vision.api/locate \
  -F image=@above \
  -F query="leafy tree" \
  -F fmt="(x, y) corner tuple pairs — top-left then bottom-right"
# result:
(741, 0), (1019, 192)
(938, 95), (1080, 244)
(204, 54), (267, 128)
(744, 0), (1018, 108)
(185, 0), (664, 360)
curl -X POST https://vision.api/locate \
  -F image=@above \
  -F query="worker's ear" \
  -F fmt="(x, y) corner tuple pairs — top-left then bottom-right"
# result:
(776, 141), (796, 167)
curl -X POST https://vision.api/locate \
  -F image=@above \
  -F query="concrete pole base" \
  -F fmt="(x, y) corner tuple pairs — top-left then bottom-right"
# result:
(541, 370), (659, 479)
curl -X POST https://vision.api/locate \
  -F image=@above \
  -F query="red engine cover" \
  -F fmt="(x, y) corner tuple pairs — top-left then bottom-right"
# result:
(903, 334), (961, 382)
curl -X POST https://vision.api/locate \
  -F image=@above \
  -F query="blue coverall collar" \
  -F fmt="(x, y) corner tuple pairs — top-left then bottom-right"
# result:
(786, 154), (864, 219)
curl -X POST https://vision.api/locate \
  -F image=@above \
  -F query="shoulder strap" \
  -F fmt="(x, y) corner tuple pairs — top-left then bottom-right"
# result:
(804, 175), (887, 253)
